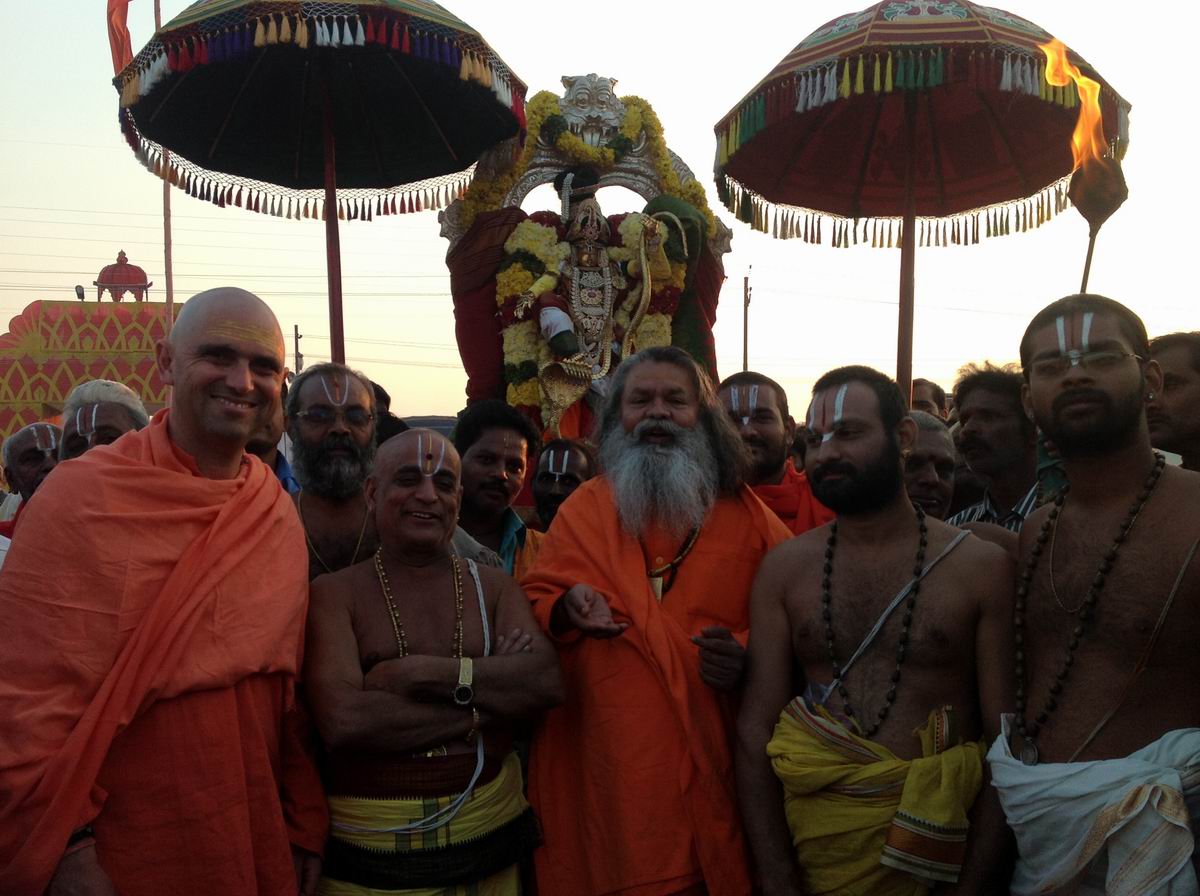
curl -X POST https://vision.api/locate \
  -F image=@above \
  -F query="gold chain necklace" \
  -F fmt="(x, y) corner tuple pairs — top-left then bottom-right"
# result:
(298, 492), (370, 574)
(374, 550), (464, 659)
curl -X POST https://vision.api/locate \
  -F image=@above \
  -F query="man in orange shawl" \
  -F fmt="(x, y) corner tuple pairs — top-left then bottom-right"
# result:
(524, 347), (791, 896)
(0, 288), (328, 895)
(718, 372), (834, 535)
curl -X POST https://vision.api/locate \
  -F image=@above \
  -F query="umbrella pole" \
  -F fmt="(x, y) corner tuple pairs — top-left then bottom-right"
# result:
(321, 74), (346, 365)
(896, 92), (918, 403)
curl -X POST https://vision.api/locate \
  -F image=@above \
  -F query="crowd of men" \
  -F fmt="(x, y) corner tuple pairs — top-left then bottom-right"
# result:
(0, 286), (1197, 896)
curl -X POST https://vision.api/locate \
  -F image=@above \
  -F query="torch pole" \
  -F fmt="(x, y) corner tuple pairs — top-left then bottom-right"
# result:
(1080, 229), (1098, 293)
(742, 266), (752, 372)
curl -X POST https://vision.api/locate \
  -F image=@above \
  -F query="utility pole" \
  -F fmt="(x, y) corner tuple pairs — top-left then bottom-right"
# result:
(742, 266), (752, 372)
(294, 325), (304, 373)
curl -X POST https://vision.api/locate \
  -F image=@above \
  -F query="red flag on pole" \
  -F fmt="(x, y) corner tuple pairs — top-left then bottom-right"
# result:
(108, 0), (134, 75)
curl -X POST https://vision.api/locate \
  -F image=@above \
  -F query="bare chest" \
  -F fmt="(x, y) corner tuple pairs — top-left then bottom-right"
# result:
(787, 546), (976, 676)
(353, 574), (490, 671)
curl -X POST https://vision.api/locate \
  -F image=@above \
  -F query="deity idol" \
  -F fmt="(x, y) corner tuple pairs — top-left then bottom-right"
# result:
(441, 74), (731, 439)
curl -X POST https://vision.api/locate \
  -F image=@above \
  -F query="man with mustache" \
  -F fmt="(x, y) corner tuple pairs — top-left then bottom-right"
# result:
(739, 365), (1014, 896)
(305, 429), (563, 894)
(948, 364), (1039, 532)
(1148, 331), (1200, 471)
(523, 346), (790, 896)
(288, 363), (381, 580)
(989, 295), (1200, 895)
(904, 410), (957, 520)
(454, 400), (541, 576)
(0, 422), (61, 539)
(719, 371), (834, 535)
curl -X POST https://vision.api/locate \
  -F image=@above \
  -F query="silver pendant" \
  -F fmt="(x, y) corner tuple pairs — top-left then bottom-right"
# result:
(1019, 738), (1039, 766)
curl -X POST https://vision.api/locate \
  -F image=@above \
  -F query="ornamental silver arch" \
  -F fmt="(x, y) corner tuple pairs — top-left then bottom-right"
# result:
(439, 75), (731, 258)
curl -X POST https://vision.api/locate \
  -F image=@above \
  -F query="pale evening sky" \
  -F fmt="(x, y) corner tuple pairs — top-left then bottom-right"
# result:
(0, 1), (1194, 416)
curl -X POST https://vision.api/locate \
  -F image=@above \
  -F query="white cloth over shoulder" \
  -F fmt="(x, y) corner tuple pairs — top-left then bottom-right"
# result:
(988, 715), (1200, 895)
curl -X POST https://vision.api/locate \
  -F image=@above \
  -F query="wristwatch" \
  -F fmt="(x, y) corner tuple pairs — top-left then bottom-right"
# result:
(453, 657), (474, 706)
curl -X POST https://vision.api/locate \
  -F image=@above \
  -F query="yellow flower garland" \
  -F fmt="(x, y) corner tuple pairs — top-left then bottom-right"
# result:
(457, 92), (716, 236)
(457, 89), (716, 429)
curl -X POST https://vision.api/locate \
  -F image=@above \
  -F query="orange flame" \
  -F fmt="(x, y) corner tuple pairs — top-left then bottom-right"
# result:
(1040, 38), (1106, 170)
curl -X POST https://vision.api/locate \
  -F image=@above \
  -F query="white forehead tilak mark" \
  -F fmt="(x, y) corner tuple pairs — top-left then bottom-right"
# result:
(320, 373), (349, 407)
(1056, 315), (1068, 355)
(1080, 311), (1094, 352)
(35, 423), (58, 453)
(730, 389), (739, 413)
(741, 384), (759, 427)
(823, 383), (848, 442)
(547, 449), (569, 481)
(75, 404), (101, 444)
(415, 433), (447, 477)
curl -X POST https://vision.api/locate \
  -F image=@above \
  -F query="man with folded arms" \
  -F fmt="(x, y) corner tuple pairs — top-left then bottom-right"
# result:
(305, 429), (562, 894)
(0, 287), (327, 895)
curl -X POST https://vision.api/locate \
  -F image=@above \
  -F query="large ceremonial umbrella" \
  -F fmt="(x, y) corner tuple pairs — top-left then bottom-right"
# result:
(714, 1), (1129, 397)
(114, 0), (526, 362)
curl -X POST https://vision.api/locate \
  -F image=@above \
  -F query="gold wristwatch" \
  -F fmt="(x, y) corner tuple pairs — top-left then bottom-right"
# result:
(453, 657), (474, 706)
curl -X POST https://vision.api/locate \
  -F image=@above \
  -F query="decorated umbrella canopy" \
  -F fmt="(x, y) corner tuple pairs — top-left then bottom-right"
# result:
(714, 1), (1130, 397)
(114, 0), (527, 362)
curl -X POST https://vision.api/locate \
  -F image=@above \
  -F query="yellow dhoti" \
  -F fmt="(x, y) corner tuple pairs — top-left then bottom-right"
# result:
(767, 699), (985, 896)
(318, 752), (538, 896)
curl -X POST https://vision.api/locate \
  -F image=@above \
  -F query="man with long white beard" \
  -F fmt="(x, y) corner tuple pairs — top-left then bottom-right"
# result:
(522, 346), (791, 896)
(738, 365), (1014, 896)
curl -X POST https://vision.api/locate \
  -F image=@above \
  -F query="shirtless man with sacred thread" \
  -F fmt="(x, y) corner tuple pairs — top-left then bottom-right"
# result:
(304, 429), (563, 895)
(989, 294), (1200, 895)
(739, 365), (1014, 896)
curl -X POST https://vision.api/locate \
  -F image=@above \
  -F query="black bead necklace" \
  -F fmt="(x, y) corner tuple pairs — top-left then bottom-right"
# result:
(822, 504), (928, 738)
(1013, 453), (1165, 766)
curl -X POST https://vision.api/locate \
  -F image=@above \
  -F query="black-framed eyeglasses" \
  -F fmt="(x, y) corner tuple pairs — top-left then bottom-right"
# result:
(295, 407), (374, 428)
(1028, 350), (1144, 379)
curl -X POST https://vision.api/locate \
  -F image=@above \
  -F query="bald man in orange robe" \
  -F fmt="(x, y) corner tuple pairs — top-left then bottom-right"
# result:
(0, 289), (327, 895)
(524, 348), (790, 896)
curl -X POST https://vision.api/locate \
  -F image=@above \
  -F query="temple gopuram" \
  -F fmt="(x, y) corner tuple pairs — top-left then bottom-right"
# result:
(0, 253), (173, 440)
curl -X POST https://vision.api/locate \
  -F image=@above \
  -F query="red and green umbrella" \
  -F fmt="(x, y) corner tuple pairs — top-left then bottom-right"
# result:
(714, 1), (1130, 396)
(114, 0), (527, 362)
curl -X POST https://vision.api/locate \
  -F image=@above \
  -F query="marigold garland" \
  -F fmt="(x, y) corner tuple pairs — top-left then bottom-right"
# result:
(456, 89), (715, 432)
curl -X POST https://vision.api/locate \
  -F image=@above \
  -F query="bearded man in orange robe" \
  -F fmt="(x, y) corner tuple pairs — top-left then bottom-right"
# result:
(718, 371), (834, 535)
(523, 346), (791, 896)
(0, 287), (328, 895)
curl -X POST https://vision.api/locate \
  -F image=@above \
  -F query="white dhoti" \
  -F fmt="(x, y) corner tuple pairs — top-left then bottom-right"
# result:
(988, 716), (1200, 895)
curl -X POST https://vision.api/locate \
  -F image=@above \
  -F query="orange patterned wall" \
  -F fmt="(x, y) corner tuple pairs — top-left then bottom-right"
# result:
(0, 301), (176, 440)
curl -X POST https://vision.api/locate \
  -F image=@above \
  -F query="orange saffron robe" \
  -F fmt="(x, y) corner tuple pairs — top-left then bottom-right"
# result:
(752, 460), (835, 535)
(522, 478), (791, 896)
(0, 411), (328, 895)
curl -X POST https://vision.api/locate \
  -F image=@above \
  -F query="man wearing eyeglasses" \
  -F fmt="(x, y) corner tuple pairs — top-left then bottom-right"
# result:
(988, 294), (1200, 895)
(287, 363), (381, 581)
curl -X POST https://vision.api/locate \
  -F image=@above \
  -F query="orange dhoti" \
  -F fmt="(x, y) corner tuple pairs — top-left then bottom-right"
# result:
(0, 411), (328, 895)
(522, 478), (790, 896)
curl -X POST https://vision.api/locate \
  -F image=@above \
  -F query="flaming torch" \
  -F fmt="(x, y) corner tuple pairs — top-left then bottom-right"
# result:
(1041, 39), (1128, 292)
